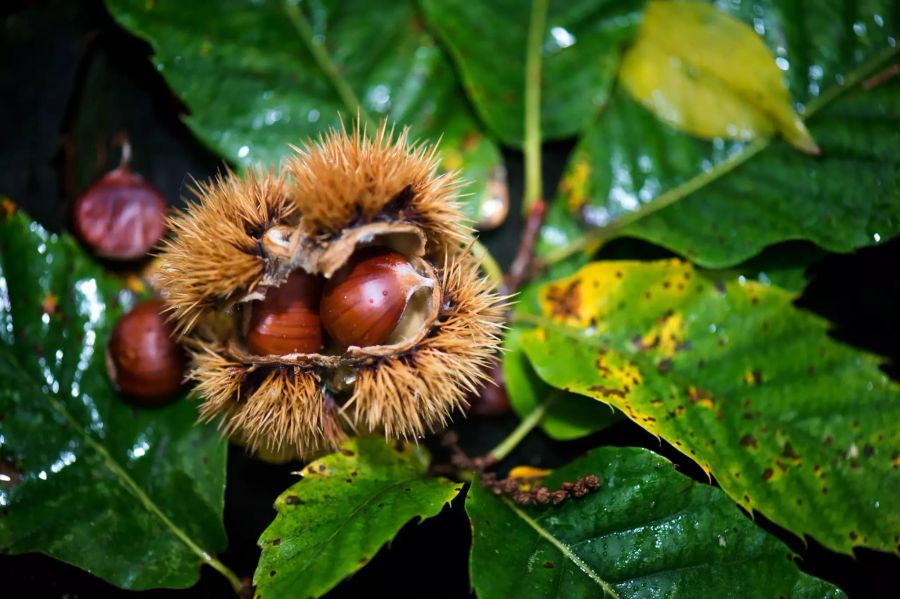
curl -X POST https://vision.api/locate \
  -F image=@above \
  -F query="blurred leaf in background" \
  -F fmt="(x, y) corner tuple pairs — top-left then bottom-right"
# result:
(422, 0), (647, 147)
(106, 0), (505, 225)
(543, 0), (899, 267)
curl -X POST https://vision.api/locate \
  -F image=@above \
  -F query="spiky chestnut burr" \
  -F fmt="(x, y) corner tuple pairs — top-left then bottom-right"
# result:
(157, 123), (505, 458)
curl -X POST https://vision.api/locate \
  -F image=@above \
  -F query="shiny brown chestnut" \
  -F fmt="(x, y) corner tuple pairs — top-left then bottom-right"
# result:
(72, 165), (168, 260)
(246, 269), (323, 355)
(320, 247), (433, 347)
(106, 298), (186, 404)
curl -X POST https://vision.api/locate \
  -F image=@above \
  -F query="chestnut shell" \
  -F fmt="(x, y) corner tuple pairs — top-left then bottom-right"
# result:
(320, 247), (430, 347)
(106, 299), (186, 404)
(245, 269), (323, 355)
(73, 166), (167, 260)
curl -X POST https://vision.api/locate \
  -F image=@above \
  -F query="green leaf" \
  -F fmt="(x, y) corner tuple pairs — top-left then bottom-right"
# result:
(518, 259), (899, 554)
(546, 1), (900, 267)
(468, 446), (845, 598)
(504, 327), (619, 441)
(254, 437), (462, 598)
(105, 0), (503, 224)
(0, 208), (229, 590)
(620, 1), (817, 152)
(421, 0), (647, 147)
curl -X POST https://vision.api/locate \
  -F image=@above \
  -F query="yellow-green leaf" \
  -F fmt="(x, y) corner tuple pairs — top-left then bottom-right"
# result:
(620, 0), (818, 153)
(518, 260), (899, 555)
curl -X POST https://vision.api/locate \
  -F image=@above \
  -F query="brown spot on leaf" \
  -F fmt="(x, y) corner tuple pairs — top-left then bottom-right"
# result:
(545, 279), (582, 321)
(543, 561), (554, 569)
(339, 448), (355, 457)
(740, 434), (759, 449)
(588, 385), (627, 399)
(762, 468), (773, 481)
(284, 495), (304, 505)
(782, 443), (799, 460)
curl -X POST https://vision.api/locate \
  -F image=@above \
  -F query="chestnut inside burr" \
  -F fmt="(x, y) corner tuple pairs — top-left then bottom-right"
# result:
(240, 239), (441, 363)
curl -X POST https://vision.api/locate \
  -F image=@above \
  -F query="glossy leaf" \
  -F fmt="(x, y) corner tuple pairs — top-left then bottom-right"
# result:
(518, 260), (899, 554)
(0, 208), (228, 590)
(421, 0), (646, 147)
(105, 0), (503, 224)
(620, 1), (816, 152)
(546, 1), (900, 267)
(254, 437), (461, 598)
(504, 327), (619, 440)
(468, 446), (844, 598)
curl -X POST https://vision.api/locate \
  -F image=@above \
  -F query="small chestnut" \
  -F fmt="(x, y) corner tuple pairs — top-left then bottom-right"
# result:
(245, 269), (323, 355)
(73, 165), (167, 261)
(106, 298), (186, 404)
(320, 247), (434, 347)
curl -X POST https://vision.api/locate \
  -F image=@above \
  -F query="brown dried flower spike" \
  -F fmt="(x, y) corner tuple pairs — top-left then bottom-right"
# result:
(158, 124), (505, 458)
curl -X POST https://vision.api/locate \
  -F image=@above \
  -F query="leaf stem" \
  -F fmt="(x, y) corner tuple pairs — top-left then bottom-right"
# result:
(489, 392), (557, 462)
(471, 239), (504, 290)
(522, 0), (548, 215)
(283, 0), (377, 131)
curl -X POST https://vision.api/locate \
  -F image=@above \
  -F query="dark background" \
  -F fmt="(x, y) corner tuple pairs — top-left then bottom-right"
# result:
(1, 1), (898, 597)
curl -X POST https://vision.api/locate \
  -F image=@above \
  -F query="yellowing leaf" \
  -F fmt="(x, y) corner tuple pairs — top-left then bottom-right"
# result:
(620, 1), (818, 153)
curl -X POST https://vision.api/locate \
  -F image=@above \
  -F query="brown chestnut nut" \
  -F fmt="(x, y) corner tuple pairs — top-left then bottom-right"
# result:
(73, 166), (167, 260)
(106, 298), (186, 404)
(320, 247), (433, 347)
(246, 269), (323, 355)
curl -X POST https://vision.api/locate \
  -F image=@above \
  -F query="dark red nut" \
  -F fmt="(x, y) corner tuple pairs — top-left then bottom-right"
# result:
(72, 166), (167, 260)
(246, 269), (323, 355)
(106, 298), (186, 404)
(320, 247), (433, 347)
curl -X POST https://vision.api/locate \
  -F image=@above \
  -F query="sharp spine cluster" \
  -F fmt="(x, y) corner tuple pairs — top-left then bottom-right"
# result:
(158, 122), (506, 458)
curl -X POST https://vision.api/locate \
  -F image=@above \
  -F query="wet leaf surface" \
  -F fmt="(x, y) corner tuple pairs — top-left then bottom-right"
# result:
(519, 260), (899, 555)
(106, 0), (503, 223)
(0, 208), (228, 589)
(254, 437), (462, 598)
(504, 327), (619, 440)
(468, 446), (844, 598)
(545, 0), (900, 267)
(620, 1), (816, 151)
(421, 0), (647, 147)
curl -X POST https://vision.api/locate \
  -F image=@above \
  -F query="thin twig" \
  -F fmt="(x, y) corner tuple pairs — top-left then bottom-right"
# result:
(504, 199), (547, 294)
